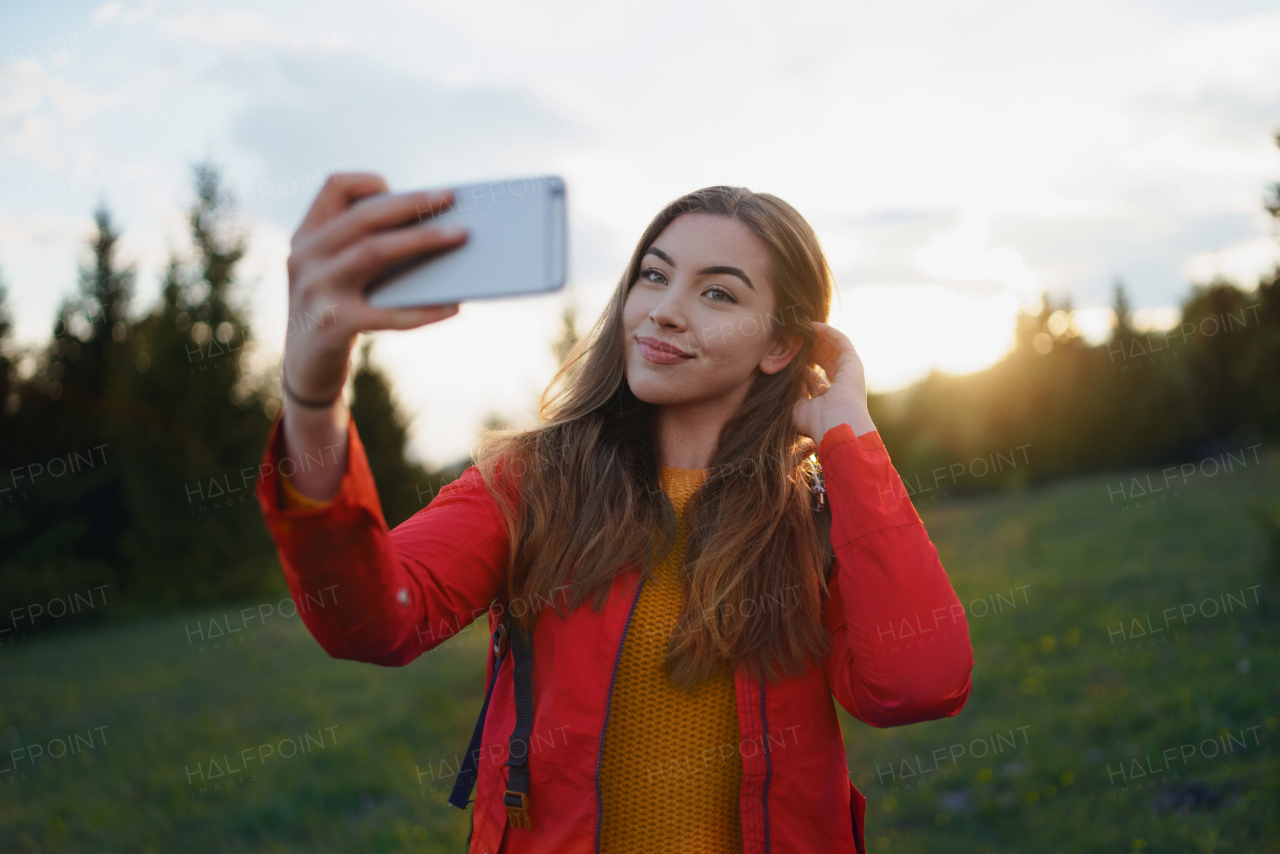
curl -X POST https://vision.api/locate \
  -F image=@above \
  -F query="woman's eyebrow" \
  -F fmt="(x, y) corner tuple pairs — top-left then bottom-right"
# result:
(698, 265), (754, 291)
(642, 247), (755, 291)
(644, 247), (676, 266)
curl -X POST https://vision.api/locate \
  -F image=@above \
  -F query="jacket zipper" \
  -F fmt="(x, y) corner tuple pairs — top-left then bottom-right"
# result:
(592, 573), (648, 853)
(588, 575), (774, 852)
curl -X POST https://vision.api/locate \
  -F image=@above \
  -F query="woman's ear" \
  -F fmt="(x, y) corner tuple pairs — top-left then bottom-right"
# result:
(759, 332), (804, 376)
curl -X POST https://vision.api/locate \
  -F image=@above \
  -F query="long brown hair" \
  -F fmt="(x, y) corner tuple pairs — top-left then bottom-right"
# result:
(475, 185), (835, 690)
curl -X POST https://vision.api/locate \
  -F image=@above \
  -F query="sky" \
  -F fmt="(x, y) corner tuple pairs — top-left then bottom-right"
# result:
(2, 0), (1279, 468)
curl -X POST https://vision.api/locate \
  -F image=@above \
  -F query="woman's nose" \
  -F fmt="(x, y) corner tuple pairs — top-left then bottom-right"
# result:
(649, 284), (689, 331)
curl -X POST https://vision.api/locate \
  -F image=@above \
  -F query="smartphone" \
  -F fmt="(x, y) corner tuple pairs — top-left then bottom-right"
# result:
(366, 175), (567, 308)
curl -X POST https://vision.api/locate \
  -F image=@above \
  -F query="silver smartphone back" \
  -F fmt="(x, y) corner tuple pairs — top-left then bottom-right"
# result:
(366, 174), (567, 308)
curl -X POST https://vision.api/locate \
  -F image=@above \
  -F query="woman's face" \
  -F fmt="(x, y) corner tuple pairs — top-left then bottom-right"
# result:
(622, 212), (802, 409)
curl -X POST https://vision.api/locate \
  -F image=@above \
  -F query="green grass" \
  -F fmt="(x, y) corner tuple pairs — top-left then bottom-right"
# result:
(0, 596), (491, 852)
(2, 450), (1278, 853)
(847, 448), (1280, 854)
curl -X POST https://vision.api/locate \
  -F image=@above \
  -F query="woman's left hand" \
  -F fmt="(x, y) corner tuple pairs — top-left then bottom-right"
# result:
(792, 321), (877, 443)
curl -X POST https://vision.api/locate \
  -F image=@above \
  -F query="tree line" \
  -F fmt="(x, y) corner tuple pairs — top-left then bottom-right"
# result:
(0, 163), (459, 628)
(871, 271), (1280, 497)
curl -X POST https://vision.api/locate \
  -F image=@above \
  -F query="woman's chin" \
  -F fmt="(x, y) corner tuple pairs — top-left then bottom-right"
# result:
(625, 372), (691, 406)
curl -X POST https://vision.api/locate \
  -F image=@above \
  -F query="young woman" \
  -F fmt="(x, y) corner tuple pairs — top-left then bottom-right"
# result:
(257, 174), (974, 854)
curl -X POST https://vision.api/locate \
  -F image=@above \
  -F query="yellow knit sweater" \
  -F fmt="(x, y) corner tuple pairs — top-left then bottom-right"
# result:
(280, 467), (743, 848)
(597, 466), (742, 853)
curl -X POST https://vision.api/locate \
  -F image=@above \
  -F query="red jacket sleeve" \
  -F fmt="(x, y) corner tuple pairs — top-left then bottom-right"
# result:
(817, 423), (974, 727)
(254, 413), (511, 666)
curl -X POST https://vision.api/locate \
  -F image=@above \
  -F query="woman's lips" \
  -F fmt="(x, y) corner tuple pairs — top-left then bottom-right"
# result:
(636, 336), (693, 365)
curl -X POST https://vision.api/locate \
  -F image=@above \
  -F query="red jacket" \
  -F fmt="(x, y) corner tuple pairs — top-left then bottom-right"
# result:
(255, 417), (974, 854)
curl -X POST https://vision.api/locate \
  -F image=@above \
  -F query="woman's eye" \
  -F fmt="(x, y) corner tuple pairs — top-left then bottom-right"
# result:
(642, 268), (667, 285)
(707, 286), (737, 304)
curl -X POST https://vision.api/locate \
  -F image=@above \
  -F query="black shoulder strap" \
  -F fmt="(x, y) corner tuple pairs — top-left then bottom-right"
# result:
(445, 615), (537, 831)
(448, 620), (509, 810)
(503, 623), (535, 828)
(502, 505), (537, 828)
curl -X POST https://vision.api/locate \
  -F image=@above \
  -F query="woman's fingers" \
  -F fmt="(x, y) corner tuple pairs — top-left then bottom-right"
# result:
(809, 321), (842, 378)
(282, 172), (469, 406)
(296, 172), (390, 235)
(321, 219), (469, 293)
(308, 188), (457, 258)
(802, 366), (831, 398)
(360, 303), (461, 332)
(811, 321), (864, 385)
(816, 321), (858, 357)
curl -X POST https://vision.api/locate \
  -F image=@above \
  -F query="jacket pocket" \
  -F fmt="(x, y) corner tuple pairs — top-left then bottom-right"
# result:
(848, 779), (867, 854)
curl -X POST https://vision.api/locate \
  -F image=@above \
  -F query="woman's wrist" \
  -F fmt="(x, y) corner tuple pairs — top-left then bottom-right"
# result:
(283, 333), (354, 402)
(279, 372), (351, 503)
(819, 408), (876, 442)
(283, 368), (343, 408)
(276, 331), (356, 502)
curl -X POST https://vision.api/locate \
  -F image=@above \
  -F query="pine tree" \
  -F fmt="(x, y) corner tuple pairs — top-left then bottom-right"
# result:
(0, 274), (18, 553)
(1256, 131), (1280, 439)
(1012, 291), (1054, 355)
(1266, 131), (1280, 220)
(1180, 280), (1258, 447)
(0, 273), (12, 417)
(0, 208), (134, 621)
(117, 160), (275, 605)
(59, 205), (136, 399)
(1108, 279), (1136, 357)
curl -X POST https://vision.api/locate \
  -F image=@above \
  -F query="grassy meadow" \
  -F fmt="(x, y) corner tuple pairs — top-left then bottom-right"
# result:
(1, 448), (1277, 853)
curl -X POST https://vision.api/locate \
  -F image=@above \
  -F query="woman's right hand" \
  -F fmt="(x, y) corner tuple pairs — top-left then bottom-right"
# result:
(283, 171), (468, 404)
(279, 172), (467, 500)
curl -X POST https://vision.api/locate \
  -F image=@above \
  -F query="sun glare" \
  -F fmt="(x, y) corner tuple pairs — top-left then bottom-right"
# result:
(829, 284), (1023, 392)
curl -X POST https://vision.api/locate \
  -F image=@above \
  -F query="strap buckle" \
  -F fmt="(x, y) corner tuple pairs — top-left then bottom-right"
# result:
(493, 622), (508, 658)
(503, 789), (531, 829)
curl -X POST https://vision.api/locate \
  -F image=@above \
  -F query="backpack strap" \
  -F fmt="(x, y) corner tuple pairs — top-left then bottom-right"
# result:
(502, 623), (535, 829)
(448, 620), (510, 810)
(445, 615), (537, 831)
(451, 503), (539, 827)
(501, 505), (537, 829)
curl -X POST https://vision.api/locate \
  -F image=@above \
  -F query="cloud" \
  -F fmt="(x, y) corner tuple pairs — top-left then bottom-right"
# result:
(0, 59), (117, 172)
(990, 208), (1270, 307)
(230, 51), (592, 217)
(815, 208), (1015, 299)
(1184, 235), (1280, 287)
(155, 9), (306, 49)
